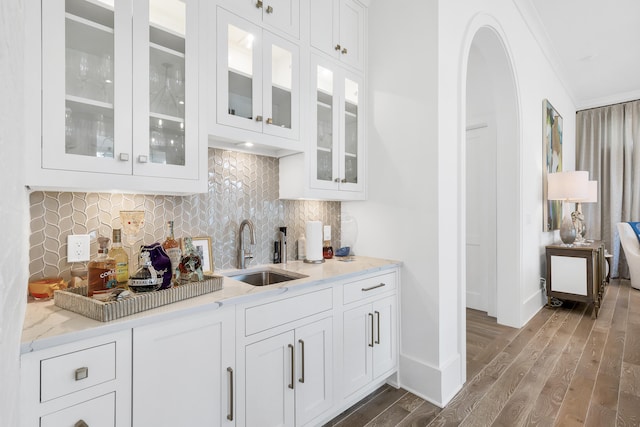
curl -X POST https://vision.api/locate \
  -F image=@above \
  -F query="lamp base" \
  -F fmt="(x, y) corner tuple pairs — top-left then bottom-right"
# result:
(560, 214), (577, 245)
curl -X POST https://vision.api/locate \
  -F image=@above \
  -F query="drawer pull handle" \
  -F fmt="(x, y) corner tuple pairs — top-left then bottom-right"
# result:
(369, 313), (375, 347)
(288, 344), (295, 389)
(227, 367), (234, 421)
(299, 339), (305, 383)
(266, 5), (273, 13)
(75, 420), (89, 427)
(75, 367), (88, 381)
(362, 283), (386, 292)
(375, 311), (381, 344)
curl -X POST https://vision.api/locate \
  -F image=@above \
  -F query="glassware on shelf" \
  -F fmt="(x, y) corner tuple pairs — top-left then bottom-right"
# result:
(150, 62), (183, 117)
(77, 51), (91, 97)
(65, 107), (76, 151)
(98, 53), (113, 104)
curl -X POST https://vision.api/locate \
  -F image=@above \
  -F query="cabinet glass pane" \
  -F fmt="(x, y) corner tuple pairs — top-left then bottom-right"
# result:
(148, 0), (186, 166)
(317, 66), (333, 182)
(271, 44), (292, 129)
(64, 0), (115, 157)
(228, 24), (255, 120)
(344, 78), (359, 184)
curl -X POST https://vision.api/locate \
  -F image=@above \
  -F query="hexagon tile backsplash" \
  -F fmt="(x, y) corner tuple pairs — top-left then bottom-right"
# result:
(29, 148), (341, 281)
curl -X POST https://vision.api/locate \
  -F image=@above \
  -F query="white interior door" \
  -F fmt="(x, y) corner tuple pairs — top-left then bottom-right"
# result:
(465, 125), (497, 316)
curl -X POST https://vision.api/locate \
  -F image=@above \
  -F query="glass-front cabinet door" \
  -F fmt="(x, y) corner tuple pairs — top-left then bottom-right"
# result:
(216, 7), (299, 141)
(310, 55), (363, 192)
(42, 0), (132, 175)
(41, 0), (199, 181)
(132, 0), (199, 180)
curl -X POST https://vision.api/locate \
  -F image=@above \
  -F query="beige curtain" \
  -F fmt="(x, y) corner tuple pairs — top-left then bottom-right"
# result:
(576, 100), (640, 278)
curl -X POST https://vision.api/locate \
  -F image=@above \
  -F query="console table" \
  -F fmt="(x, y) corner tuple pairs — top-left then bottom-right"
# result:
(545, 241), (606, 317)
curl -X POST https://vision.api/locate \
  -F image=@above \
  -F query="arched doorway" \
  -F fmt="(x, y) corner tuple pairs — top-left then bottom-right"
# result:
(461, 25), (521, 382)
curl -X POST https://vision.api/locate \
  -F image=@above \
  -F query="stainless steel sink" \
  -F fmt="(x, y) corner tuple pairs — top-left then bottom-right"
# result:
(227, 269), (308, 286)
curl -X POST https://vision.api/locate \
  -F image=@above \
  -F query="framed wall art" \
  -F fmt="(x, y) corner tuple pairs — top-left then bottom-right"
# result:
(543, 99), (563, 231)
(191, 236), (214, 273)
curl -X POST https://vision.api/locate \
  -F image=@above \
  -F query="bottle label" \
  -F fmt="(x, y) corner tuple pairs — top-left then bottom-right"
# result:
(115, 262), (128, 283)
(166, 247), (182, 274)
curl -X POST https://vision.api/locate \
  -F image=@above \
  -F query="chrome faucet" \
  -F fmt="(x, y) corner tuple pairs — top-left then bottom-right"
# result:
(237, 219), (256, 269)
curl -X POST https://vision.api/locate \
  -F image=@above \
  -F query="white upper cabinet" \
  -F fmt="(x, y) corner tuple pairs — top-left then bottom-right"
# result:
(309, 0), (365, 71)
(209, 6), (301, 155)
(217, 0), (300, 39)
(30, 0), (206, 194)
(279, 54), (365, 201)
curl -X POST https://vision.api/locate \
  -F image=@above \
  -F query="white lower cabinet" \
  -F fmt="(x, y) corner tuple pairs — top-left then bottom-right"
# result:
(243, 316), (333, 427)
(343, 295), (397, 398)
(20, 330), (132, 427)
(132, 308), (235, 426)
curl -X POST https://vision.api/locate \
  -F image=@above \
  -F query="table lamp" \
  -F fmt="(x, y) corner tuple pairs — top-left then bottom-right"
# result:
(572, 180), (598, 244)
(547, 171), (588, 245)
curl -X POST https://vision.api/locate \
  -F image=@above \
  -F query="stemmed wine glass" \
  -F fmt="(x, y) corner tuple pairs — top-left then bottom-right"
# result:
(120, 210), (145, 269)
(150, 63), (179, 117)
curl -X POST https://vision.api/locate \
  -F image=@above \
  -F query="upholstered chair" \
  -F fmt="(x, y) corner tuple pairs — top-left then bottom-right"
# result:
(617, 222), (640, 290)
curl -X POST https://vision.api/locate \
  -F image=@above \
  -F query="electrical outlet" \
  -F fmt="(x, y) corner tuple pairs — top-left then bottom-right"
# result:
(67, 234), (91, 262)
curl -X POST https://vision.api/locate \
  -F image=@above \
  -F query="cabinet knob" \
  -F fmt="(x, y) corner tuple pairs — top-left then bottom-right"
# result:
(266, 5), (273, 13)
(266, 118), (273, 125)
(341, 47), (348, 55)
(138, 155), (148, 163)
(75, 367), (88, 381)
(118, 153), (129, 162)
(256, 0), (263, 8)
(255, 115), (263, 122)
(334, 44), (341, 51)
(334, 178), (340, 183)
(341, 178), (348, 183)
(74, 421), (88, 427)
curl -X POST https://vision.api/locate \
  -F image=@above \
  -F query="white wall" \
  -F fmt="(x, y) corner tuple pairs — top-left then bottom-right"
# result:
(0, 0), (29, 425)
(345, 0), (576, 406)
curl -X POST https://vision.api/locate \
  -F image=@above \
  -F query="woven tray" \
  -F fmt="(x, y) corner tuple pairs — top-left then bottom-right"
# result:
(54, 275), (223, 322)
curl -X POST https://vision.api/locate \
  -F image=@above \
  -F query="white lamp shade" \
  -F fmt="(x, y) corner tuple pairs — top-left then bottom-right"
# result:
(547, 171), (589, 201)
(578, 180), (598, 203)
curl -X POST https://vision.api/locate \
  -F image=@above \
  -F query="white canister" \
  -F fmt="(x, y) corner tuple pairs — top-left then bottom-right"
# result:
(305, 221), (323, 262)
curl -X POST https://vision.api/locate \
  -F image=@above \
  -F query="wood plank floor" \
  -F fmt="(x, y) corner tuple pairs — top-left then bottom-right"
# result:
(324, 279), (640, 427)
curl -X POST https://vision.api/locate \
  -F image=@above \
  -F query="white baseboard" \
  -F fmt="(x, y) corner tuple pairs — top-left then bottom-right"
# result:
(399, 352), (462, 408)
(522, 288), (545, 326)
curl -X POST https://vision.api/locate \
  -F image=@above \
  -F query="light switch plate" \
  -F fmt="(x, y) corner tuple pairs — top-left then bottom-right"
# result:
(67, 234), (91, 262)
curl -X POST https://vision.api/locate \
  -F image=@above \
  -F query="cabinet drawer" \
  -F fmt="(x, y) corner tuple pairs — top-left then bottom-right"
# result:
(245, 288), (333, 336)
(40, 392), (115, 427)
(343, 271), (396, 304)
(41, 342), (116, 402)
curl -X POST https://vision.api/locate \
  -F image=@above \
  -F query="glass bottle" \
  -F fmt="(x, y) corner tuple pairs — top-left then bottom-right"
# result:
(323, 225), (334, 259)
(88, 236), (117, 297)
(111, 229), (129, 287)
(178, 237), (204, 284)
(162, 220), (181, 285)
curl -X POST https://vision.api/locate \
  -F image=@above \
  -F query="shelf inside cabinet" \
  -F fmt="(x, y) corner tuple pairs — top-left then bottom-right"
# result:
(65, 17), (114, 57)
(150, 25), (185, 55)
(66, 0), (114, 29)
(66, 96), (114, 116)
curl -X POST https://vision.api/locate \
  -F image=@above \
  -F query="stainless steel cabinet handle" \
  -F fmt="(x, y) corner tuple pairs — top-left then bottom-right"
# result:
(288, 344), (295, 389)
(227, 367), (234, 421)
(334, 178), (340, 183)
(255, 115), (263, 122)
(335, 44), (341, 51)
(75, 367), (88, 381)
(375, 311), (381, 344)
(118, 153), (129, 161)
(362, 283), (386, 292)
(75, 421), (88, 427)
(369, 313), (374, 347)
(342, 47), (348, 55)
(299, 339), (305, 383)
(341, 178), (348, 183)
(256, 0), (263, 8)
(266, 117), (273, 125)
(266, 5), (273, 13)
(137, 155), (148, 163)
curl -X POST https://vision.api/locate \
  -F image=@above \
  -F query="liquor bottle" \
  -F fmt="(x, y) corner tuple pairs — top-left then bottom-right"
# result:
(111, 229), (129, 287)
(88, 236), (117, 297)
(178, 237), (204, 284)
(162, 220), (181, 285)
(323, 225), (334, 259)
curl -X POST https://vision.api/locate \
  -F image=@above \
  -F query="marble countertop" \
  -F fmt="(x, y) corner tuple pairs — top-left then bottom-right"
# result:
(21, 256), (400, 354)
